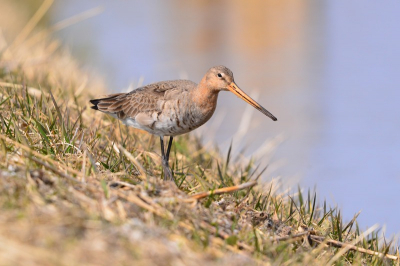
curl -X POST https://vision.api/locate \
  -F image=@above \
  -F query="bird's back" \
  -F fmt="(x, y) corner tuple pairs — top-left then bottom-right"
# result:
(91, 80), (195, 118)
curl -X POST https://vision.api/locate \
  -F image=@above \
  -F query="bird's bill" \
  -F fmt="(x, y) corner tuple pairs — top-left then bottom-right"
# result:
(228, 82), (277, 121)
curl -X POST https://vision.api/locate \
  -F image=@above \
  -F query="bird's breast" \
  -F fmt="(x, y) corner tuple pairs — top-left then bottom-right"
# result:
(152, 94), (217, 136)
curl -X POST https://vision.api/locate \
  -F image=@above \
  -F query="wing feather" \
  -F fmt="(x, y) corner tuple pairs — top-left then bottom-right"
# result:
(89, 80), (196, 120)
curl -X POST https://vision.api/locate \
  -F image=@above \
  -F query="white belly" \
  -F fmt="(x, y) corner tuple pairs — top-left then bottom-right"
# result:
(121, 117), (194, 137)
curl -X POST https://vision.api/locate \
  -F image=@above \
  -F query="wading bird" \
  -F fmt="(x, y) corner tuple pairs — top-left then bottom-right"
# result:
(90, 66), (277, 181)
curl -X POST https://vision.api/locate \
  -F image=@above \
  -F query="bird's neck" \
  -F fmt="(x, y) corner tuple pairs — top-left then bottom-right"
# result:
(192, 79), (219, 107)
(190, 79), (220, 120)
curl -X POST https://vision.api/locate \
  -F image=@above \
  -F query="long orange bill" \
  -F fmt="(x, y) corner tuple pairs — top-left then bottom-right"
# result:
(228, 82), (277, 121)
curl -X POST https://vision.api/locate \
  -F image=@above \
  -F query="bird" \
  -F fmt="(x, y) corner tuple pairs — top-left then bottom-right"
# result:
(90, 65), (277, 181)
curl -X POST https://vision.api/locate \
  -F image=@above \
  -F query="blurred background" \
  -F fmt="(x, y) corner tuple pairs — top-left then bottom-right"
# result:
(2, 0), (400, 237)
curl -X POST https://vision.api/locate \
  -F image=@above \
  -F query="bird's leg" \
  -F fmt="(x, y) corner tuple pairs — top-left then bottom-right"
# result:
(160, 136), (174, 181)
(166, 136), (174, 162)
(160, 136), (166, 159)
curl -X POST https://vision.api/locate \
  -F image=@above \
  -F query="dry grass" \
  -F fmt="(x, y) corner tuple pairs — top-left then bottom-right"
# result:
(0, 1), (399, 265)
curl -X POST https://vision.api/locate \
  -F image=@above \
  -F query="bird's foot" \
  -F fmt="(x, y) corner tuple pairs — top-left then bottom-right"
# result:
(162, 161), (174, 181)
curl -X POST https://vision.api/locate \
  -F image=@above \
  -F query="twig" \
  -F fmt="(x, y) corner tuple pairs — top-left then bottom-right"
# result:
(273, 231), (311, 242)
(310, 235), (399, 261)
(189, 180), (257, 200)
(269, 229), (399, 261)
(109, 180), (137, 190)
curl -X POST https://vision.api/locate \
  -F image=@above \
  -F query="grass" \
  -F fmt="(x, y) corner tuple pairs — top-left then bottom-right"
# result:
(0, 3), (399, 265)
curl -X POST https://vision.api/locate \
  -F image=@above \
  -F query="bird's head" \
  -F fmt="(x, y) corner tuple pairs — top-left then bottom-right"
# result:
(205, 65), (277, 121)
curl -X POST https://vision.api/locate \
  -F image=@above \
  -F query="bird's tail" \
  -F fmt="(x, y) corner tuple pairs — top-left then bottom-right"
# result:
(89, 93), (125, 111)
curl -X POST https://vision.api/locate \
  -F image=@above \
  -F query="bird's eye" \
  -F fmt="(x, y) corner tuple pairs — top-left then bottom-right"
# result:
(217, 73), (223, 78)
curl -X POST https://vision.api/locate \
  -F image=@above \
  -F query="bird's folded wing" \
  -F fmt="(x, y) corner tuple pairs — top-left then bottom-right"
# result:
(91, 80), (195, 120)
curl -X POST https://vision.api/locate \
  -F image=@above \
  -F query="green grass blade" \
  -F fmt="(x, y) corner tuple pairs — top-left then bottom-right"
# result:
(308, 191), (316, 226)
(0, 96), (10, 107)
(224, 140), (232, 174)
(49, 89), (70, 145)
(217, 162), (225, 186)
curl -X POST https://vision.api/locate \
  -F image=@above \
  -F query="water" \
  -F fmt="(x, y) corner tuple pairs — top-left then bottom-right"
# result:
(50, 0), (400, 237)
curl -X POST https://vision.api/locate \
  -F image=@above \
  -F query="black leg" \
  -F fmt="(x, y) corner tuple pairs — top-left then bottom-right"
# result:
(160, 136), (174, 181)
(166, 136), (174, 161)
(160, 136), (165, 158)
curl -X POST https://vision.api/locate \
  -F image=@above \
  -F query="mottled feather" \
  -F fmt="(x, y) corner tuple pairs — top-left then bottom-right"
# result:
(90, 80), (198, 134)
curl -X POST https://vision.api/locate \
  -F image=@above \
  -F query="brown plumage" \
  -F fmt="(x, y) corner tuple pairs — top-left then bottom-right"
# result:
(90, 65), (277, 181)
